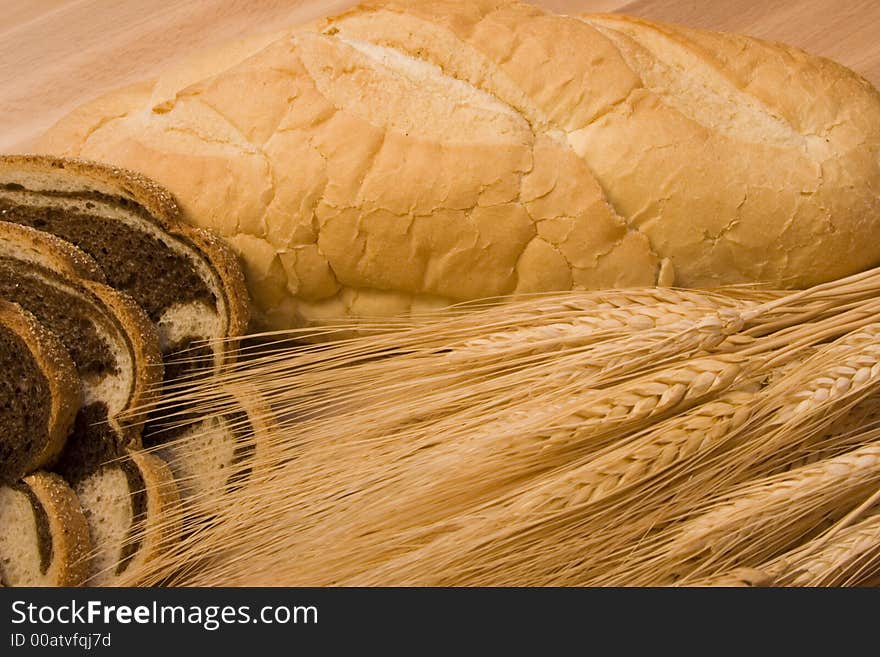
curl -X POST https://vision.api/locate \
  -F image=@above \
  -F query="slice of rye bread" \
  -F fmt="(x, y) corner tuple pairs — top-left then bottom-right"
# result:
(0, 471), (91, 586)
(0, 154), (250, 381)
(75, 450), (180, 586)
(151, 384), (276, 510)
(0, 221), (164, 482)
(0, 300), (80, 483)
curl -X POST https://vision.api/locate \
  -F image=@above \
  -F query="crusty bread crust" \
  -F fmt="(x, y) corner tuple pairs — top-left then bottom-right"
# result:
(0, 301), (80, 477)
(0, 221), (105, 283)
(179, 226), (251, 352)
(33, 79), (157, 164)
(79, 279), (164, 434)
(77, 449), (180, 586)
(129, 450), (181, 570)
(21, 471), (91, 587)
(34, 0), (880, 328)
(230, 383), (276, 465)
(106, 450), (181, 586)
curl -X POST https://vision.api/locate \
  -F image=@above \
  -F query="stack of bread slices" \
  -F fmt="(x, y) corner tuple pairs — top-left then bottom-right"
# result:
(0, 155), (263, 586)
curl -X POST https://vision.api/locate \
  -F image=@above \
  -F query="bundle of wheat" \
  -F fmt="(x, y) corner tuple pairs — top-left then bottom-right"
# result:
(115, 266), (880, 586)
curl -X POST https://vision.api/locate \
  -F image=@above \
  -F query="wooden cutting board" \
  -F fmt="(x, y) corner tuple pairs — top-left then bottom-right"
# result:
(2, 0), (879, 153)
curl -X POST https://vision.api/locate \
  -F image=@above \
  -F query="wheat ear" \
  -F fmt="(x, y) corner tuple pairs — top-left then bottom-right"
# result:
(690, 504), (880, 587)
(724, 324), (880, 478)
(633, 442), (880, 586)
(320, 389), (758, 586)
(515, 389), (757, 512)
(774, 510), (880, 586)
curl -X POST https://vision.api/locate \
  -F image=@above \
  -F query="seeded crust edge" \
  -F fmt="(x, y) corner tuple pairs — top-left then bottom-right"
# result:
(80, 279), (165, 437)
(0, 221), (106, 284)
(0, 301), (80, 478)
(123, 450), (181, 585)
(96, 450), (181, 587)
(21, 471), (92, 586)
(223, 382), (277, 479)
(0, 154), (252, 345)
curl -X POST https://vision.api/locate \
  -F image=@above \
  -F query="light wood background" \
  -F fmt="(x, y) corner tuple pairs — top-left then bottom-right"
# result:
(2, 0), (879, 153)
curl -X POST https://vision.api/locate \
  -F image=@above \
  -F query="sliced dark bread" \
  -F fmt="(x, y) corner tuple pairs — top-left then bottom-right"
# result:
(151, 384), (275, 510)
(0, 300), (80, 483)
(0, 217), (105, 282)
(0, 222), (163, 481)
(0, 471), (91, 586)
(0, 154), (250, 381)
(75, 450), (180, 586)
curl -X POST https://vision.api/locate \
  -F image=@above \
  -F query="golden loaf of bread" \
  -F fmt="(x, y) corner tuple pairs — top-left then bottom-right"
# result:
(35, 0), (880, 329)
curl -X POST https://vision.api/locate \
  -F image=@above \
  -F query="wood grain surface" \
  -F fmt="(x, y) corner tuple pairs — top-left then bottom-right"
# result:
(2, 0), (879, 153)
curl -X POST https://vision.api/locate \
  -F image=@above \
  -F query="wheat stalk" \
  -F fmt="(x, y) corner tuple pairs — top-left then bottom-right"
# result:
(689, 499), (880, 587)
(770, 324), (880, 423)
(147, 314), (747, 453)
(718, 324), (880, 479)
(112, 267), (880, 587)
(685, 567), (775, 587)
(125, 367), (753, 586)
(774, 510), (880, 586)
(312, 388), (759, 586)
(510, 389), (758, 513)
(779, 393), (880, 471)
(139, 328), (871, 585)
(629, 442), (880, 586)
(445, 289), (753, 359)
